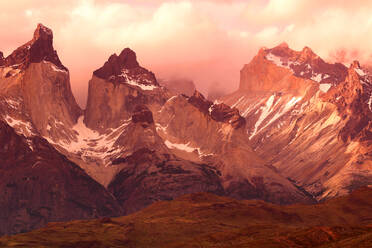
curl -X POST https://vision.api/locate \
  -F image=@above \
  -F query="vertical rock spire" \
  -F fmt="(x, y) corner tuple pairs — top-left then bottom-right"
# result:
(3, 23), (66, 70)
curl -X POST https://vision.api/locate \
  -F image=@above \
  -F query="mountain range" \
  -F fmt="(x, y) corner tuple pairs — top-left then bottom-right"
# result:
(0, 24), (371, 239)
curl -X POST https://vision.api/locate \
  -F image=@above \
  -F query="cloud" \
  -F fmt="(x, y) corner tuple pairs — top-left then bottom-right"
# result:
(1, 0), (372, 106)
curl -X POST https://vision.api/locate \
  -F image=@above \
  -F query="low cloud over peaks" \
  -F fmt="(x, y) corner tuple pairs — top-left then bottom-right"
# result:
(2, 0), (372, 106)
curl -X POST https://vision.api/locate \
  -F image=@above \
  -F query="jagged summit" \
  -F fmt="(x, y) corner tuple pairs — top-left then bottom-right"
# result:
(188, 90), (245, 129)
(277, 42), (289, 48)
(264, 43), (317, 60)
(1, 23), (66, 71)
(350, 60), (361, 69)
(33, 23), (53, 40)
(93, 48), (140, 80)
(93, 47), (158, 87)
(188, 90), (211, 114)
(240, 43), (348, 93)
(85, 47), (166, 131)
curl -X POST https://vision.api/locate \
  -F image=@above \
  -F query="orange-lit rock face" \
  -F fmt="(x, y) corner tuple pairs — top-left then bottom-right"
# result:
(223, 43), (372, 201)
(239, 43), (348, 96)
(3, 24), (66, 71)
(84, 48), (168, 131)
(0, 24), (82, 139)
(0, 120), (123, 236)
(1, 24), (372, 238)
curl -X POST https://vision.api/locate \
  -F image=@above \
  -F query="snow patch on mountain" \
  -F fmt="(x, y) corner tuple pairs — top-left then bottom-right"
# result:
(1, 66), (21, 77)
(5, 98), (21, 109)
(231, 96), (245, 108)
(119, 69), (158, 91)
(4, 115), (35, 137)
(46, 116), (131, 165)
(311, 74), (322, 83)
(164, 140), (213, 157)
(355, 68), (366, 77)
(265, 53), (299, 72)
(249, 95), (302, 139)
(249, 94), (276, 139)
(164, 140), (195, 153)
(266, 52), (331, 84)
(43, 61), (68, 73)
(319, 84), (332, 93)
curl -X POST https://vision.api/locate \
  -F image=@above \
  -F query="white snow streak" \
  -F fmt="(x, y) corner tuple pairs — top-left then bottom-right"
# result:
(319, 84), (332, 93)
(120, 70), (158, 91)
(46, 116), (130, 165)
(249, 95), (302, 139)
(164, 140), (195, 153)
(231, 96), (244, 108)
(249, 95), (276, 139)
(266, 52), (330, 84)
(5, 98), (21, 109)
(43, 61), (68, 73)
(4, 115), (34, 137)
(355, 68), (366, 77)
(311, 73), (322, 83)
(164, 140), (213, 157)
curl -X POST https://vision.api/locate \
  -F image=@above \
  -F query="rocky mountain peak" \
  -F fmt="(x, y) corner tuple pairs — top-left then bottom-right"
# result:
(299, 46), (318, 61)
(33, 23), (53, 42)
(350, 60), (361, 70)
(266, 43), (295, 58)
(209, 103), (246, 129)
(240, 43), (348, 93)
(278, 42), (289, 48)
(187, 90), (245, 129)
(118, 48), (140, 69)
(188, 90), (212, 114)
(3, 23), (66, 71)
(93, 48), (141, 80)
(92, 47), (159, 88)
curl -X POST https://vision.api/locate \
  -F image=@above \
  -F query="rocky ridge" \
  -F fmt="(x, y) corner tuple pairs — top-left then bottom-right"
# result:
(0, 120), (122, 235)
(2, 24), (372, 236)
(222, 43), (372, 200)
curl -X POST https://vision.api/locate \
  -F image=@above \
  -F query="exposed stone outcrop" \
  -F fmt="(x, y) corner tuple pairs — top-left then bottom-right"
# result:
(0, 24), (82, 139)
(84, 48), (168, 131)
(188, 90), (245, 129)
(156, 93), (313, 204)
(239, 43), (348, 95)
(0, 121), (123, 235)
(108, 148), (224, 214)
(2, 24), (66, 71)
(222, 43), (372, 201)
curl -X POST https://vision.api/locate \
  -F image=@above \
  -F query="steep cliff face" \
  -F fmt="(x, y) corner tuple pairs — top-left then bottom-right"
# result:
(0, 24), (124, 236)
(0, 120), (122, 236)
(223, 43), (372, 200)
(239, 42), (347, 93)
(156, 91), (312, 204)
(3, 24), (372, 237)
(84, 48), (170, 131)
(108, 105), (224, 214)
(0, 24), (81, 141)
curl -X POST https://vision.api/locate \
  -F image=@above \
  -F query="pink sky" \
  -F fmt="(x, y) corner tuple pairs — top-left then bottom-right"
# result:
(1, 0), (372, 106)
